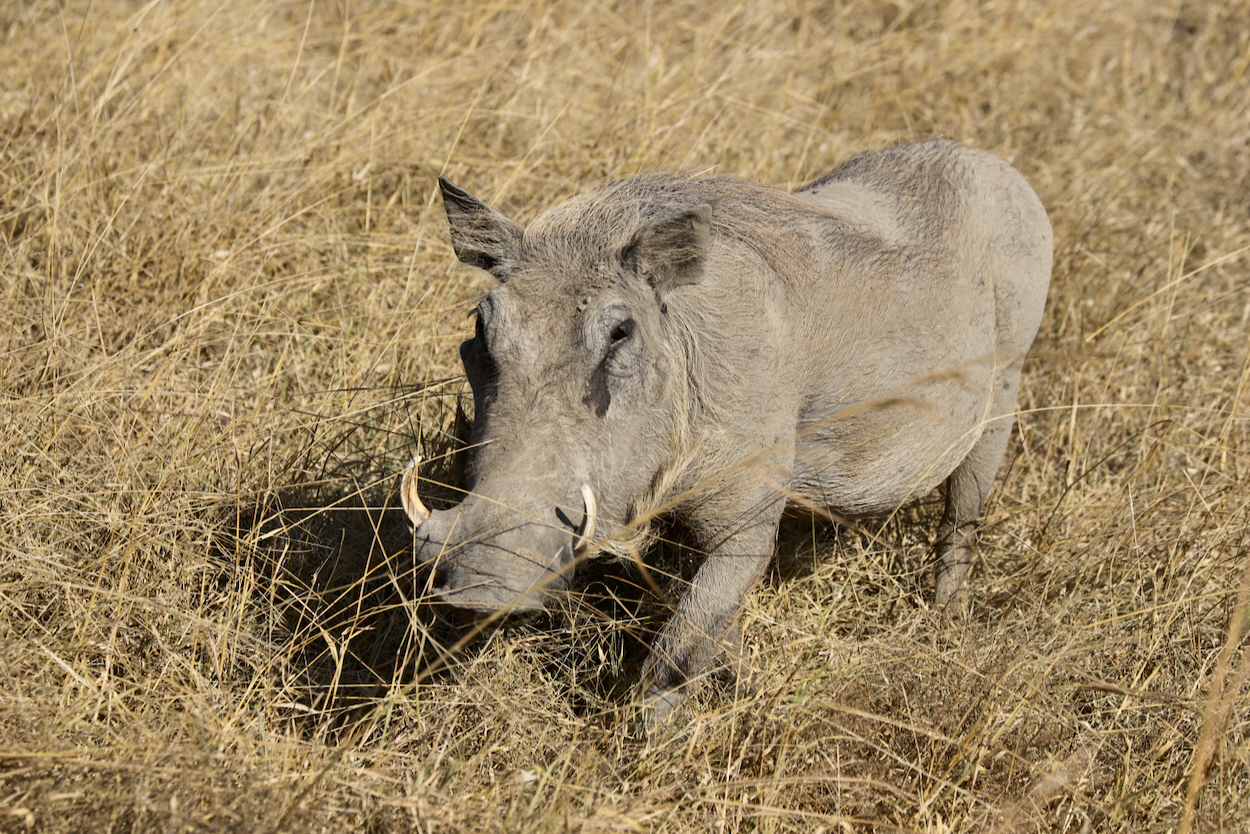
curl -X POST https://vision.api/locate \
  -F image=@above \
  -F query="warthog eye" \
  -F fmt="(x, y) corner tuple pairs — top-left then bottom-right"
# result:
(609, 318), (635, 351)
(585, 316), (634, 417)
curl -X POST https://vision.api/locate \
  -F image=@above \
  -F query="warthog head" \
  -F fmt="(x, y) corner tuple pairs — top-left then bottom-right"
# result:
(402, 176), (712, 614)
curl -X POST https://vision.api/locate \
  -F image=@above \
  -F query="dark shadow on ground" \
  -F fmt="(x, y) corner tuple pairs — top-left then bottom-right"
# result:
(202, 384), (691, 732)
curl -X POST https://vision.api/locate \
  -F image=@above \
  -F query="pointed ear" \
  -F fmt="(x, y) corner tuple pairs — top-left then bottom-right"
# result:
(621, 204), (711, 299)
(439, 177), (525, 277)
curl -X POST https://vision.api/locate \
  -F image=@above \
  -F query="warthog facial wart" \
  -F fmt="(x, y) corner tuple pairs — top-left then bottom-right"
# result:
(403, 140), (1053, 728)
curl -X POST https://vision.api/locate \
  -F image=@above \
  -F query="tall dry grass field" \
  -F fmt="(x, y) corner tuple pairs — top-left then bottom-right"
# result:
(3, 0), (1249, 830)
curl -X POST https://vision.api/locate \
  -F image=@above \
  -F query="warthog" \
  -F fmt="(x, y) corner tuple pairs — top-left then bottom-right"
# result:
(402, 139), (1052, 725)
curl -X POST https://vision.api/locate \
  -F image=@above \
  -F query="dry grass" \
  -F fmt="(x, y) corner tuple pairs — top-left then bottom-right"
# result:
(2, 0), (1249, 830)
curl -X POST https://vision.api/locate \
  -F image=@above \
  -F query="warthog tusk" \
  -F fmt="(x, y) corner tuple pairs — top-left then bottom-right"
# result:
(400, 455), (430, 527)
(573, 483), (596, 552)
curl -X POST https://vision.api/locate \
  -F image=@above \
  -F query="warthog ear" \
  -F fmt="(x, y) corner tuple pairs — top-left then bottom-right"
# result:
(622, 204), (711, 300)
(439, 177), (524, 278)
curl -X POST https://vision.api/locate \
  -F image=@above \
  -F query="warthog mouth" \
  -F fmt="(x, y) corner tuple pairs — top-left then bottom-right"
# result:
(433, 562), (558, 615)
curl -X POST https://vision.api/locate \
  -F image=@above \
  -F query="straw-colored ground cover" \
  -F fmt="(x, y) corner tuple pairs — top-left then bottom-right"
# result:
(3, 0), (1249, 830)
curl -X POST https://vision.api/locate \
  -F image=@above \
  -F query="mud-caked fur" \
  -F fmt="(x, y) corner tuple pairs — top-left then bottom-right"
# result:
(412, 140), (1053, 728)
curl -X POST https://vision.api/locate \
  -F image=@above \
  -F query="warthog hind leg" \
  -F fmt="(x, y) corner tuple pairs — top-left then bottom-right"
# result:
(934, 362), (1023, 608)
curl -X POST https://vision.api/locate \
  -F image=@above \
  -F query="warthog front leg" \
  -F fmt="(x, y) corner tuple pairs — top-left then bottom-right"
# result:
(639, 503), (781, 729)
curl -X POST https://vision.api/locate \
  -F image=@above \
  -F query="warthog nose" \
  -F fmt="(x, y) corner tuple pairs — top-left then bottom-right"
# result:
(410, 492), (584, 616)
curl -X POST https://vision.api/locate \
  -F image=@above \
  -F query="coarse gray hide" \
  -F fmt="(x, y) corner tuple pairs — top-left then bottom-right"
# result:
(402, 139), (1053, 728)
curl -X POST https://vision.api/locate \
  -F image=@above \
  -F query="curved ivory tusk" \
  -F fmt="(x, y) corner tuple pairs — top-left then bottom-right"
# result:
(572, 483), (597, 552)
(400, 455), (430, 527)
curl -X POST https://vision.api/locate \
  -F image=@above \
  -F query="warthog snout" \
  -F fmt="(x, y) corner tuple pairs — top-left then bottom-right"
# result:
(402, 457), (597, 614)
